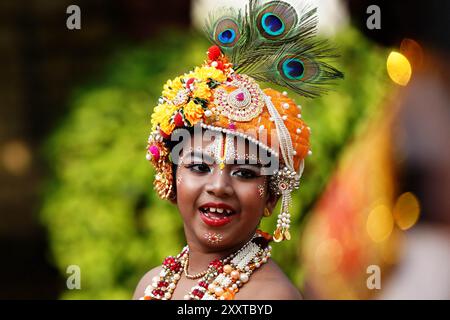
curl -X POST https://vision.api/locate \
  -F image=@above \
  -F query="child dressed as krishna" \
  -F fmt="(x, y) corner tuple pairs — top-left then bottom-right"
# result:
(133, 0), (343, 300)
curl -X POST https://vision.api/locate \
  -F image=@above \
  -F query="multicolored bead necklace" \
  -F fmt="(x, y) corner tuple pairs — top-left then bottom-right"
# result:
(141, 230), (272, 300)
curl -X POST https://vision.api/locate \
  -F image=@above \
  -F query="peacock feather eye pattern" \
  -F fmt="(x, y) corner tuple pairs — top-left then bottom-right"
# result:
(205, 0), (344, 98)
(214, 18), (241, 47)
(256, 1), (297, 39)
(279, 57), (305, 80)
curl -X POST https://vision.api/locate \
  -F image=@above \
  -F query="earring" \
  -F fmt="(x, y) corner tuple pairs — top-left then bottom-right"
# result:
(263, 207), (272, 217)
(269, 167), (300, 242)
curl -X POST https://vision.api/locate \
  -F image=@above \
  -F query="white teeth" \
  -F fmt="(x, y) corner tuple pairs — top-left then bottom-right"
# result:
(201, 207), (235, 216)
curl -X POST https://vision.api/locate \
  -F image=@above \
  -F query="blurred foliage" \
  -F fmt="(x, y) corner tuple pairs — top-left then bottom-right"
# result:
(40, 28), (390, 299)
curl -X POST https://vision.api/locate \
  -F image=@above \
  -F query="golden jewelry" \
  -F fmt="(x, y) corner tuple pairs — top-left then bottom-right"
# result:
(183, 255), (208, 280)
(263, 207), (272, 217)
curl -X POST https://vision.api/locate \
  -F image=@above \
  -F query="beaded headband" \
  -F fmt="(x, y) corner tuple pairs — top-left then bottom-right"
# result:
(146, 0), (343, 242)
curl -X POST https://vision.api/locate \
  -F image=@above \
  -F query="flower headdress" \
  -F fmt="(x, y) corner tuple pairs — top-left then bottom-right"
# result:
(146, 0), (343, 242)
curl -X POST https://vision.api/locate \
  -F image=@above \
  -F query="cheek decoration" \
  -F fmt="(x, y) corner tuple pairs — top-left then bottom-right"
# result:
(204, 232), (224, 245)
(176, 175), (183, 186)
(257, 184), (265, 198)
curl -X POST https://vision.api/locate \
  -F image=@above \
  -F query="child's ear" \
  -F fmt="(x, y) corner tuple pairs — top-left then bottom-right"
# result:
(265, 191), (280, 214)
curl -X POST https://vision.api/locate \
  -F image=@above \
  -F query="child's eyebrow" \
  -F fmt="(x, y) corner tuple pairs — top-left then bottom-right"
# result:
(231, 159), (262, 167)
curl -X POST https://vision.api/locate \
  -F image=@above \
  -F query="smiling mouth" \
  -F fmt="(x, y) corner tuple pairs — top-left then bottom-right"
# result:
(199, 206), (235, 216)
(198, 205), (238, 227)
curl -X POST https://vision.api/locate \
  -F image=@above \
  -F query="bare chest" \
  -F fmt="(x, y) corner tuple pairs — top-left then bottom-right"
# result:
(170, 277), (202, 300)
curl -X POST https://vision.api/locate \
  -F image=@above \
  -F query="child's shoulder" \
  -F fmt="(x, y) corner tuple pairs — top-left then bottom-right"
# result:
(132, 265), (163, 300)
(235, 259), (303, 300)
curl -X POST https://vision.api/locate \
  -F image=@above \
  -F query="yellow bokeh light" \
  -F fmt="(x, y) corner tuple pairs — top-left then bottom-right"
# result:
(387, 51), (412, 86)
(1, 140), (32, 176)
(366, 205), (394, 242)
(393, 192), (420, 230)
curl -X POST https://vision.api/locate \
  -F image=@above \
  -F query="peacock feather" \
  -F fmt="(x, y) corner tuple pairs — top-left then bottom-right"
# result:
(204, 0), (344, 98)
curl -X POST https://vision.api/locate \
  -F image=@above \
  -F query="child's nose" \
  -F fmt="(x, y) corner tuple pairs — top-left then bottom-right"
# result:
(205, 167), (234, 198)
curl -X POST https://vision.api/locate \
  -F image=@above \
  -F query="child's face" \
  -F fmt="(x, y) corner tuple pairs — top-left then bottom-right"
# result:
(172, 131), (278, 250)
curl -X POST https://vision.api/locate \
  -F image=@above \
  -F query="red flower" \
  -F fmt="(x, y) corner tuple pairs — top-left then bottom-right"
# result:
(208, 45), (221, 61)
(216, 61), (225, 71)
(186, 78), (196, 88)
(174, 112), (184, 127)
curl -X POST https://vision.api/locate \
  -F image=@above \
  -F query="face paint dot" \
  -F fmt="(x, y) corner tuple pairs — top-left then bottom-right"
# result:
(204, 232), (223, 245)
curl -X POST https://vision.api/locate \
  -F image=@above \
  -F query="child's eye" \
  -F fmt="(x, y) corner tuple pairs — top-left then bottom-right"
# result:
(187, 163), (211, 173)
(233, 168), (258, 179)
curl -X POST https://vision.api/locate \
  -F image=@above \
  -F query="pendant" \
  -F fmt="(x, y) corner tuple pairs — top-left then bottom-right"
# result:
(214, 74), (264, 122)
(273, 227), (283, 242)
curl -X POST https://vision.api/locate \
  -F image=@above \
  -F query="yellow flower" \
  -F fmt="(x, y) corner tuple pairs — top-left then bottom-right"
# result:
(192, 66), (226, 83)
(151, 103), (178, 133)
(183, 100), (204, 125)
(192, 82), (211, 100)
(160, 120), (176, 135)
(162, 76), (184, 100)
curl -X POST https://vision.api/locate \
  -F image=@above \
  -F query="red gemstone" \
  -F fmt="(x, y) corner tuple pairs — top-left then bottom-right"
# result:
(209, 259), (223, 273)
(163, 257), (175, 266)
(158, 281), (169, 288)
(236, 92), (245, 102)
(152, 289), (163, 296)
(192, 289), (204, 298)
(199, 281), (208, 289)
(228, 123), (236, 130)
(170, 262), (181, 272)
